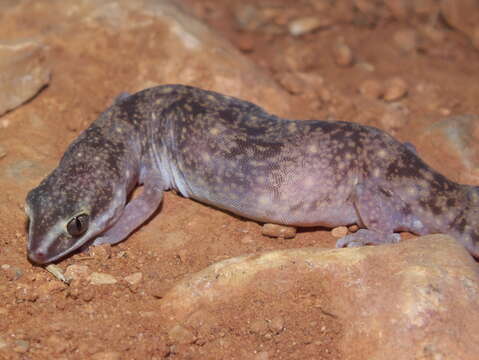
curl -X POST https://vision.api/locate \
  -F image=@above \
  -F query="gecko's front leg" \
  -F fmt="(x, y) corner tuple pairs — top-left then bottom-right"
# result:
(93, 176), (165, 246)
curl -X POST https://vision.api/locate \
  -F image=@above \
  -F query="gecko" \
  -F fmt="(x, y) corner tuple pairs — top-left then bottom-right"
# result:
(25, 84), (479, 264)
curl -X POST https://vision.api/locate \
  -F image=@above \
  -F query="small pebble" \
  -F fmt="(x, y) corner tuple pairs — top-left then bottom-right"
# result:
(45, 335), (69, 354)
(15, 284), (38, 302)
(439, 108), (451, 116)
(124, 272), (142, 285)
(89, 272), (117, 285)
(64, 264), (90, 282)
(355, 62), (375, 72)
(318, 88), (331, 102)
(13, 339), (29, 353)
(236, 34), (255, 53)
(421, 26), (445, 44)
(277, 73), (305, 95)
(380, 109), (407, 131)
(89, 244), (112, 261)
(254, 351), (270, 360)
(91, 351), (122, 360)
(288, 16), (325, 36)
(333, 42), (354, 67)
(0, 336), (7, 349)
(1, 265), (23, 281)
(67, 280), (82, 299)
(0, 145), (6, 159)
(331, 226), (348, 238)
(383, 77), (408, 101)
(145, 279), (171, 299)
(36, 279), (67, 297)
(359, 79), (383, 99)
(262, 223), (296, 239)
(240, 235), (255, 244)
(168, 325), (197, 344)
(269, 316), (285, 333)
(80, 287), (95, 302)
(250, 319), (269, 336)
(393, 29), (417, 52)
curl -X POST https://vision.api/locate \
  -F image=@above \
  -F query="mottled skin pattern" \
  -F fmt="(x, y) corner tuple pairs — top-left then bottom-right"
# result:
(25, 84), (479, 264)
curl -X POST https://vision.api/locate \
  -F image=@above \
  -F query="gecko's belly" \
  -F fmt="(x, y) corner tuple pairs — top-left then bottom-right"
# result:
(187, 186), (359, 228)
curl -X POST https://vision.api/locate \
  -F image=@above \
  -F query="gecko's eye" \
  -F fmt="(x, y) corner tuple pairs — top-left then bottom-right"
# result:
(67, 214), (89, 237)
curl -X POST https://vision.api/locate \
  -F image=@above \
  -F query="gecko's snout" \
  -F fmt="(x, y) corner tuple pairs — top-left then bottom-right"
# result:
(28, 249), (49, 265)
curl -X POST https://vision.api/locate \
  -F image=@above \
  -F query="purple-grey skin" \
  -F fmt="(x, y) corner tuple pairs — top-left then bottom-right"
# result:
(25, 84), (479, 264)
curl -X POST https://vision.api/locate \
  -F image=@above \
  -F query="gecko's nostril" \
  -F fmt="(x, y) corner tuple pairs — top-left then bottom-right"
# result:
(28, 249), (47, 264)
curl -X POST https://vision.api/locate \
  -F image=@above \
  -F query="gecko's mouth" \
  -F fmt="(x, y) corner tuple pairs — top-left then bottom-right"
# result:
(27, 228), (101, 265)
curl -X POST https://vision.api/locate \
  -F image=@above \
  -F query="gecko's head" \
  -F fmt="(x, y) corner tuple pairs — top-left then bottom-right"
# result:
(25, 161), (126, 264)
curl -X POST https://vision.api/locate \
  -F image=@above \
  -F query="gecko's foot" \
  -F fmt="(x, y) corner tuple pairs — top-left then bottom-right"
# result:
(336, 229), (401, 248)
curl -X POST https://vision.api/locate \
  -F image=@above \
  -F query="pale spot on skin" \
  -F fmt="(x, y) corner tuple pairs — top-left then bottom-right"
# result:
(406, 186), (417, 196)
(412, 219), (423, 230)
(372, 168), (381, 178)
(307, 144), (318, 154)
(377, 149), (388, 158)
(159, 87), (173, 94)
(210, 127), (220, 136)
(116, 127), (123, 133)
(257, 176), (266, 185)
(258, 195), (271, 206)
(469, 191), (479, 204)
(201, 152), (211, 162)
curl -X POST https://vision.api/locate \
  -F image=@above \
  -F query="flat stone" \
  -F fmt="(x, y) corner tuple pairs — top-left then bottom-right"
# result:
(159, 235), (479, 359)
(89, 272), (117, 285)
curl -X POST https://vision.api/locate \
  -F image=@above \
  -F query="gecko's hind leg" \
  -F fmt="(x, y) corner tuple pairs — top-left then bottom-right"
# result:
(336, 182), (403, 249)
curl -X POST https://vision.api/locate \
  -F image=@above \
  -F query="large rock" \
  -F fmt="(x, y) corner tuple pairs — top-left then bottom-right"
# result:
(0, 0), (288, 116)
(160, 235), (479, 360)
(417, 114), (479, 184)
(441, 0), (479, 49)
(0, 40), (51, 116)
